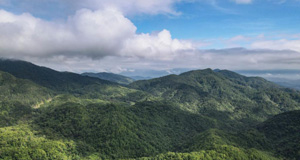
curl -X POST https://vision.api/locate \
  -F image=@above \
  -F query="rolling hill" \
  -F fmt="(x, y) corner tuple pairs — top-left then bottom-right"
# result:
(0, 59), (300, 159)
(0, 59), (153, 103)
(130, 69), (300, 127)
(0, 59), (114, 90)
(0, 71), (53, 127)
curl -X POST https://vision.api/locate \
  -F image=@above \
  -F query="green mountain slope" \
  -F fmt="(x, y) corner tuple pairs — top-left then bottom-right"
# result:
(0, 125), (77, 160)
(0, 59), (113, 90)
(33, 101), (221, 159)
(0, 71), (53, 127)
(0, 60), (300, 159)
(0, 59), (153, 103)
(130, 69), (300, 126)
(0, 71), (52, 104)
(139, 128), (278, 160)
(82, 72), (134, 85)
(257, 110), (300, 159)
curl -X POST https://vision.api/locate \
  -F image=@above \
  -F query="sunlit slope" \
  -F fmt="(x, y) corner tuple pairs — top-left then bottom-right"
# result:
(130, 69), (300, 124)
(0, 59), (155, 103)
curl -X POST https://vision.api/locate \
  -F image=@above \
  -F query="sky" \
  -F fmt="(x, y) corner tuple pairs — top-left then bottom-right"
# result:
(0, 0), (300, 77)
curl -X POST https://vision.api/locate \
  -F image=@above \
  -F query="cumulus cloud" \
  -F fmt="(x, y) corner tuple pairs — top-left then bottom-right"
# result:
(0, 9), (193, 60)
(1, 1), (300, 74)
(121, 30), (195, 60)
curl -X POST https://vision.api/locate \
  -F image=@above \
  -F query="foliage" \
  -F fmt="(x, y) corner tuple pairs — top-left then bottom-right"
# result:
(0, 71), (53, 106)
(0, 125), (78, 160)
(0, 60), (300, 159)
(139, 146), (279, 160)
(33, 101), (219, 159)
(258, 110), (300, 159)
(0, 101), (33, 127)
(82, 72), (135, 85)
(130, 69), (300, 126)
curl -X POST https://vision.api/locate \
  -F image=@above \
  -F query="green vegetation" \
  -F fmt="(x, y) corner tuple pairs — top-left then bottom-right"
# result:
(139, 147), (279, 160)
(82, 72), (135, 85)
(130, 69), (300, 127)
(34, 101), (219, 159)
(258, 110), (300, 159)
(0, 71), (52, 105)
(0, 125), (77, 160)
(0, 59), (299, 159)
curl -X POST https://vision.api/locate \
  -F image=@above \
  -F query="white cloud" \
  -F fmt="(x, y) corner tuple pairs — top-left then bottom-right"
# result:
(1, 0), (182, 16)
(231, 0), (252, 4)
(80, 0), (182, 15)
(121, 30), (195, 60)
(28, 48), (300, 74)
(229, 35), (249, 42)
(0, 9), (193, 61)
(251, 39), (300, 52)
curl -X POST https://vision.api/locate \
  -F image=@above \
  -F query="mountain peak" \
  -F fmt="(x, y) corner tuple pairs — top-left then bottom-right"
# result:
(0, 59), (116, 91)
(179, 68), (214, 76)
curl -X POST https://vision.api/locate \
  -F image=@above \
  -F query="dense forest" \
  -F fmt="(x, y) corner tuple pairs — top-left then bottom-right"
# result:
(0, 59), (299, 159)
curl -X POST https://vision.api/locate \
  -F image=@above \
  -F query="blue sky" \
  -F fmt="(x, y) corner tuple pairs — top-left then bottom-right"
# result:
(0, 0), (300, 75)
(3, 0), (300, 40)
(132, 0), (300, 47)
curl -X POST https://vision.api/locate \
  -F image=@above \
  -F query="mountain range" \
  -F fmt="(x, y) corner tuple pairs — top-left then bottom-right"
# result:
(82, 72), (135, 85)
(0, 59), (299, 159)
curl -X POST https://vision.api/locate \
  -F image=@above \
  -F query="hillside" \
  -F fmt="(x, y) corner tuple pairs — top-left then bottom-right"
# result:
(0, 71), (53, 127)
(130, 69), (300, 126)
(0, 59), (114, 90)
(0, 59), (152, 103)
(82, 72), (134, 85)
(0, 71), (52, 104)
(33, 101), (219, 159)
(0, 61), (300, 159)
(257, 110), (300, 159)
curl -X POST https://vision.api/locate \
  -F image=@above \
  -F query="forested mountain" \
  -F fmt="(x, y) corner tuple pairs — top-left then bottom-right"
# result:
(257, 110), (300, 159)
(0, 71), (52, 105)
(0, 59), (114, 90)
(0, 59), (152, 103)
(130, 69), (300, 127)
(82, 72), (134, 85)
(0, 59), (299, 159)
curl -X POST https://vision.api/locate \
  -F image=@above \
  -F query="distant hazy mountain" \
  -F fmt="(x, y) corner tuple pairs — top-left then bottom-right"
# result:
(82, 72), (134, 85)
(129, 76), (153, 80)
(236, 69), (300, 90)
(267, 78), (300, 90)
(119, 68), (193, 79)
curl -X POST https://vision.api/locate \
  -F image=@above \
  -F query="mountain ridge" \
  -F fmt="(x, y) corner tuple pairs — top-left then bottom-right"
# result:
(82, 72), (134, 85)
(0, 59), (299, 159)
